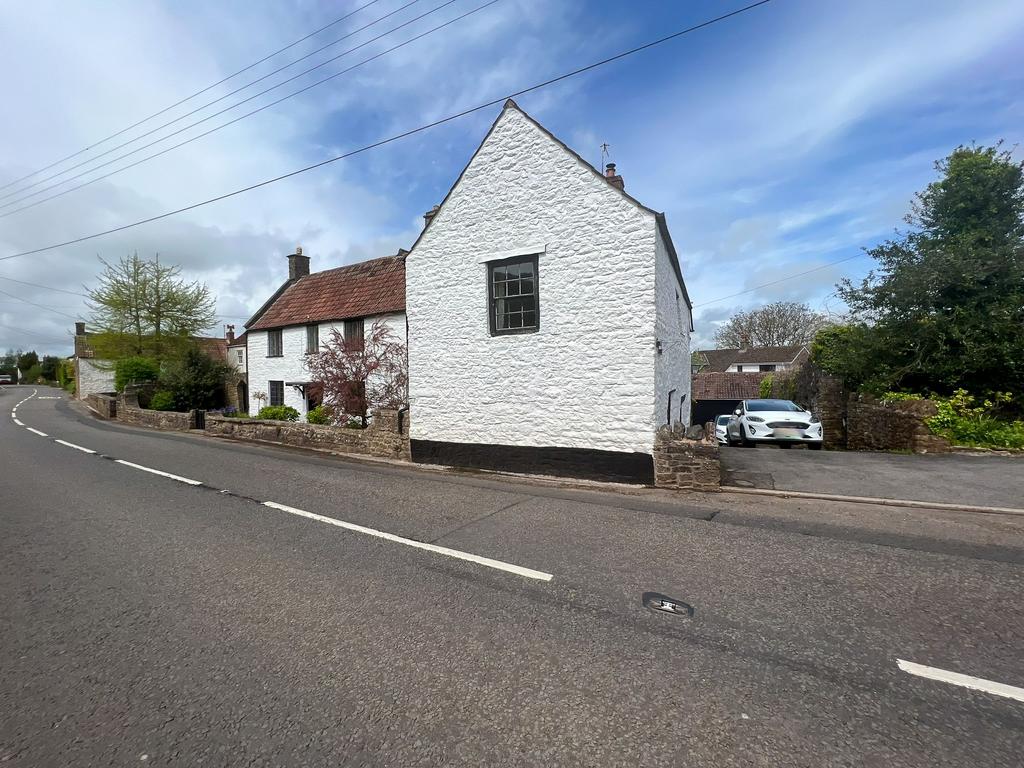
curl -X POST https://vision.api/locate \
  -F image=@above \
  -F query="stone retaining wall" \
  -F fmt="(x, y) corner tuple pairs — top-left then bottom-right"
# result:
(118, 406), (196, 431)
(653, 425), (720, 491)
(85, 392), (117, 419)
(847, 395), (951, 453)
(205, 408), (411, 460)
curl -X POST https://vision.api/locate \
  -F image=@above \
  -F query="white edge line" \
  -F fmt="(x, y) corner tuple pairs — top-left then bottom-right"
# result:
(13, 418), (24, 426)
(263, 500), (554, 582)
(114, 459), (202, 486)
(26, 427), (48, 437)
(897, 659), (1024, 703)
(54, 439), (96, 454)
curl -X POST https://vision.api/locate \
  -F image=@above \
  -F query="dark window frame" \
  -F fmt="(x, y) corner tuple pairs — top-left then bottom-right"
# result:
(267, 329), (283, 357)
(488, 254), (540, 336)
(344, 318), (365, 351)
(269, 380), (284, 406)
(305, 324), (319, 354)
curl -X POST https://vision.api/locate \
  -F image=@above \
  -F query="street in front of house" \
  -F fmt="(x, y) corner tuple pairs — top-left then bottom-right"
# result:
(2, 385), (1023, 766)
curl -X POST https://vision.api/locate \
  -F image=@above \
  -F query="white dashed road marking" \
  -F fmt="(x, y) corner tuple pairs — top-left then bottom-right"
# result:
(9, 388), (554, 583)
(114, 460), (203, 486)
(263, 501), (554, 582)
(897, 659), (1024, 703)
(54, 439), (97, 454)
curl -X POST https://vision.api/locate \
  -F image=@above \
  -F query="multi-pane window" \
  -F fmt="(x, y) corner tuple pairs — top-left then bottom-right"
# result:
(306, 324), (319, 354)
(269, 380), (284, 406)
(267, 329), (283, 357)
(489, 255), (538, 335)
(235, 349), (243, 365)
(344, 318), (365, 351)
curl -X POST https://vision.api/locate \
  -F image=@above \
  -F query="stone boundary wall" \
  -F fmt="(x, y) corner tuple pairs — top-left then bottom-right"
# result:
(847, 395), (951, 454)
(653, 424), (720, 491)
(85, 392), (117, 419)
(115, 386), (196, 431)
(205, 408), (411, 461)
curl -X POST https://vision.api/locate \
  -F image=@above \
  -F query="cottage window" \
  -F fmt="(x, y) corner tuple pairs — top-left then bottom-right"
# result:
(489, 255), (538, 335)
(759, 364), (777, 372)
(269, 380), (284, 406)
(344, 318), (365, 351)
(267, 329), (283, 357)
(235, 349), (243, 365)
(306, 324), (319, 354)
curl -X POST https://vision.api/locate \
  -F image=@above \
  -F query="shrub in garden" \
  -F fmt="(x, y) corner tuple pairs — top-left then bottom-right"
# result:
(114, 356), (160, 392)
(306, 405), (330, 425)
(149, 391), (176, 411)
(256, 405), (300, 422)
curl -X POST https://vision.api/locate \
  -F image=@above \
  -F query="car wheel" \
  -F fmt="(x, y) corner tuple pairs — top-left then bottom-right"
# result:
(809, 443), (823, 451)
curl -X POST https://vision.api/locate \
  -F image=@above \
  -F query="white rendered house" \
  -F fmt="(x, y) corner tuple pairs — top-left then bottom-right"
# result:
(405, 100), (692, 483)
(244, 248), (407, 418)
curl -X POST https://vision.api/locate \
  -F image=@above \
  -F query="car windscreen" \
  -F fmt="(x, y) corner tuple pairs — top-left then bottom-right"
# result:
(716, 416), (730, 425)
(745, 399), (803, 412)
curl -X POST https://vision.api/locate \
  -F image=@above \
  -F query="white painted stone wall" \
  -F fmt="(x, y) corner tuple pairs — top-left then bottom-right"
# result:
(228, 345), (246, 372)
(654, 227), (692, 428)
(76, 358), (115, 398)
(246, 312), (406, 417)
(407, 104), (683, 455)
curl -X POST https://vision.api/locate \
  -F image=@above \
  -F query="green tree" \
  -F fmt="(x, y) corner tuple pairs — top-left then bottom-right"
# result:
(714, 301), (829, 347)
(114, 356), (160, 392)
(837, 143), (1024, 405)
(159, 345), (230, 411)
(16, 350), (39, 375)
(86, 253), (217, 360)
(40, 355), (60, 381)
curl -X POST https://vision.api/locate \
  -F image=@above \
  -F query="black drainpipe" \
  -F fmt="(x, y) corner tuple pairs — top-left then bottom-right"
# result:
(397, 405), (409, 435)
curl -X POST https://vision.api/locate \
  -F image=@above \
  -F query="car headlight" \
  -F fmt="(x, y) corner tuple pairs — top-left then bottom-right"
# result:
(747, 416), (765, 423)
(809, 416), (820, 424)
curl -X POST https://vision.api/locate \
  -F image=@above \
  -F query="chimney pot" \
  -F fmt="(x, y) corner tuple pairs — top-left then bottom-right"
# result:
(604, 162), (624, 190)
(423, 204), (441, 229)
(226, 324), (235, 344)
(287, 246), (310, 281)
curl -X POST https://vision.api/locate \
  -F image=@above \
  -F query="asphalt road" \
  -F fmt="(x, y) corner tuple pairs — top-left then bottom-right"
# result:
(2, 385), (1023, 766)
(720, 443), (1024, 508)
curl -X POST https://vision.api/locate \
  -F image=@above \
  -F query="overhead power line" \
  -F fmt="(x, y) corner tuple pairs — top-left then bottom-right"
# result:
(0, 287), (79, 320)
(0, 0), (773, 263)
(690, 252), (867, 308)
(0, 0), (459, 214)
(0, 0), (386, 193)
(0, 322), (70, 343)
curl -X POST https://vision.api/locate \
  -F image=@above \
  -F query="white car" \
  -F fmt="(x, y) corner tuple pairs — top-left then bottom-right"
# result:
(726, 399), (823, 449)
(714, 414), (730, 445)
(0, 374), (12, 385)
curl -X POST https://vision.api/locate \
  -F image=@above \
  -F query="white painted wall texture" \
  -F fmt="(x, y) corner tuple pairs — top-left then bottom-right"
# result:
(76, 358), (115, 398)
(247, 312), (405, 417)
(654, 226), (692, 429)
(407, 104), (689, 455)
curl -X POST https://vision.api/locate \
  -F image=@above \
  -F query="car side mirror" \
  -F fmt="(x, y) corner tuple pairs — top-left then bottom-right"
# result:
(734, 409), (742, 416)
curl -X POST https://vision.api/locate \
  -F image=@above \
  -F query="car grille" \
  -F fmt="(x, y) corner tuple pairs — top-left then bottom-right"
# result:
(767, 421), (810, 429)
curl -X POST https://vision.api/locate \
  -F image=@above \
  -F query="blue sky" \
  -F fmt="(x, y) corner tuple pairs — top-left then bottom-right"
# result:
(0, 0), (1022, 354)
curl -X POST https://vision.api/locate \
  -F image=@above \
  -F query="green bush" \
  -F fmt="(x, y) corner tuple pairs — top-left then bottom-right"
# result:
(256, 405), (299, 422)
(926, 389), (1024, 450)
(158, 346), (230, 411)
(115, 356), (160, 392)
(306, 405), (330, 425)
(758, 374), (774, 399)
(149, 391), (176, 411)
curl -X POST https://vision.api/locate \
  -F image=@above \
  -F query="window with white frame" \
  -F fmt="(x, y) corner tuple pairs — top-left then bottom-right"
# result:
(269, 380), (284, 406)
(489, 255), (538, 335)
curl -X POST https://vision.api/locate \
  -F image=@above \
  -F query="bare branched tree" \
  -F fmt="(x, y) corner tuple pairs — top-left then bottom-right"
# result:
(713, 301), (829, 347)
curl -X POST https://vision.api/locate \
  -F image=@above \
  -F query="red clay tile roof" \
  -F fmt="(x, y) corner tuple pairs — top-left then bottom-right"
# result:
(227, 331), (247, 347)
(248, 255), (406, 331)
(692, 372), (769, 400)
(694, 345), (807, 372)
(195, 336), (228, 361)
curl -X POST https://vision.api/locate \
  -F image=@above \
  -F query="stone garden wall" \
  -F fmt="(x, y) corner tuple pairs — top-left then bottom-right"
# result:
(205, 408), (411, 461)
(653, 424), (721, 491)
(846, 395), (951, 454)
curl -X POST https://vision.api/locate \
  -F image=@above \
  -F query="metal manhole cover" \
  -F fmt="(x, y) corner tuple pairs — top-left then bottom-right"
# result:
(642, 592), (694, 617)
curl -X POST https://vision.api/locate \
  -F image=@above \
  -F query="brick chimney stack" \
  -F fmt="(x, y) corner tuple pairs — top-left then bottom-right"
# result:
(287, 245), (310, 281)
(75, 321), (86, 336)
(225, 324), (235, 344)
(604, 163), (624, 190)
(422, 204), (440, 229)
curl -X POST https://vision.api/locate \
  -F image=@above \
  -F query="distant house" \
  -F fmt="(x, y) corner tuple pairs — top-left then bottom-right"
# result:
(71, 321), (229, 400)
(243, 247), (407, 418)
(690, 372), (770, 426)
(692, 345), (808, 375)
(225, 326), (248, 412)
(406, 99), (692, 483)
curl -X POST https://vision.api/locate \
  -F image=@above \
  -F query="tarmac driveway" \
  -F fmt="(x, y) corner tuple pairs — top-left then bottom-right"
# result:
(720, 446), (1024, 509)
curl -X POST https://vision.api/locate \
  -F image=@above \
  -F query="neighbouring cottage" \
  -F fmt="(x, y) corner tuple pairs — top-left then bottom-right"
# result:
(225, 326), (248, 413)
(691, 344), (808, 374)
(244, 247), (406, 418)
(405, 99), (692, 483)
